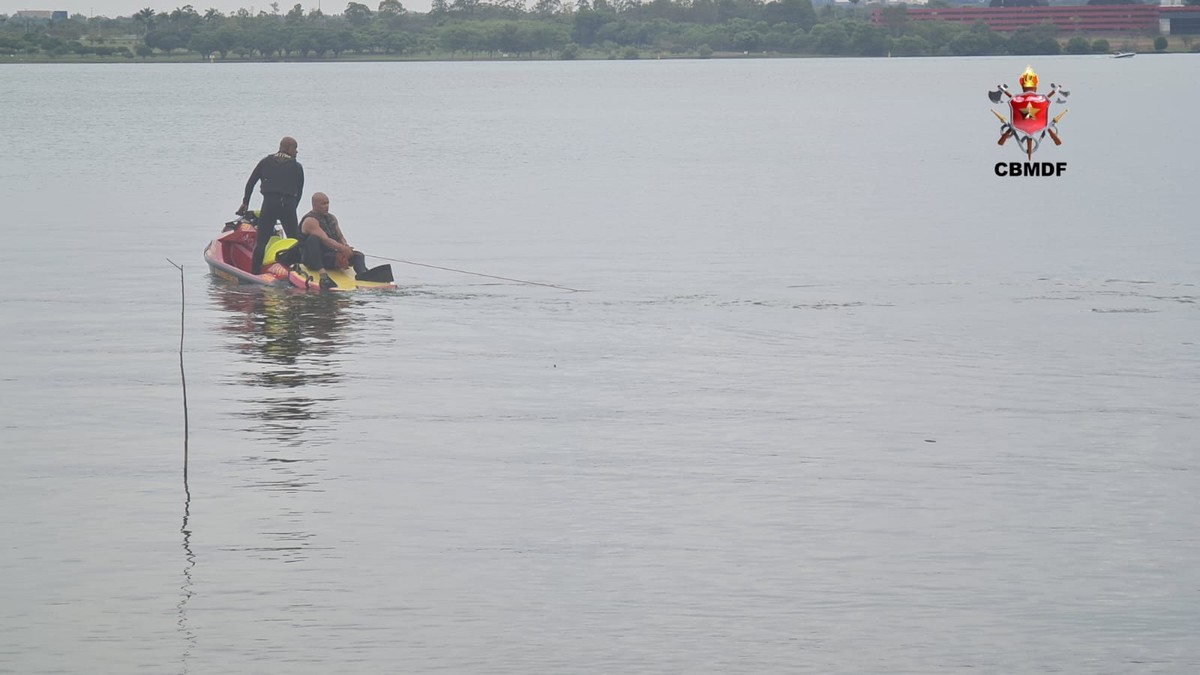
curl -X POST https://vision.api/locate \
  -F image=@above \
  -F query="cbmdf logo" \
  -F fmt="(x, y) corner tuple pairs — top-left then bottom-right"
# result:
(988, 66), (1071, 177)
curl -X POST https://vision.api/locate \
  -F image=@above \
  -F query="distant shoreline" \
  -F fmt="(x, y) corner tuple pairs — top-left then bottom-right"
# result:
(0, 48), (1189, 65)
(2, 29), (1191, 65)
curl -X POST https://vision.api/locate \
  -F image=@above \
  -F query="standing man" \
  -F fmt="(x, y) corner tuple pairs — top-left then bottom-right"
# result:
(237, 136), (304, 274)
(298, 192), (367, 290)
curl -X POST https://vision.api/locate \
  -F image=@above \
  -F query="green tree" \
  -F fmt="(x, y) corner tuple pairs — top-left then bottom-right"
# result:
(430, 0), (450, 22)
(440, 22), (481, 53)
(451, 0), (481, 16)
(848, 22), (886, 55)
(1091, 38), (1109, 52)
(493, 0), (528, 15)
(891, 34), (929, 56)
(344, 1), (373, 25)
(1153, 35), (1167, 51)
(762, 0), (815, 30)
(290, 28), (316, 55)
(145, 28), (187, 52)
(188, 29), (221, 57)
(255, 25), (287, 57)
(572, 7), (613, 45)
(1064, 35), (1089, 53)
(949, 30), (992, 55)
(215, 25), (244, 56)
(690, 0), (718, 24)
(489, 21), (527, 54)
(169, 5), (202, 25)
(312, 28), (338, 53)
(1005, 28), (1060, 55)
(528, 22), (567, 53)
(809, 21), (847, 54)
(331, 28), (360, 53)
(133, 7), (156, 35)
(382, 30), (411, 53)
(732, 29), (761, 51)
(377, 0), (408, 27)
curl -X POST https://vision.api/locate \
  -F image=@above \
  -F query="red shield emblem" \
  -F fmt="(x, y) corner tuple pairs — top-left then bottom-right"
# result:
(1009, 93), (1049, 135)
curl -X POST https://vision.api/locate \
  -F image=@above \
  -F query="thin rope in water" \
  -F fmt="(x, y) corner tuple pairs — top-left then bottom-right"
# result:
(367, 254), (586, 293)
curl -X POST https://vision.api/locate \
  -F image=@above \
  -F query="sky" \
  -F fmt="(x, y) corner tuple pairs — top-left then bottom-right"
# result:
(1, 0), (436, 19)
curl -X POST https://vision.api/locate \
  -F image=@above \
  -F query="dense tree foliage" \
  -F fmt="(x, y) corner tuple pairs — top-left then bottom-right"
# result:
(0, 1), (1158, 60)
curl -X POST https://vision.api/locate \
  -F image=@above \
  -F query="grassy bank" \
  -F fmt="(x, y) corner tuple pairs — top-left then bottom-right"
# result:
(2, 37), (1196, 65)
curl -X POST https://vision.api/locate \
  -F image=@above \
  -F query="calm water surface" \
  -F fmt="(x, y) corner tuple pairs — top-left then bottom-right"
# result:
(1, 57), (1198, 673)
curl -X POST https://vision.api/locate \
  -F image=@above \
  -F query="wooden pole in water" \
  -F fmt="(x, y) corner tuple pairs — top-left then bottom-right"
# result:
(166, 259), (189, 478)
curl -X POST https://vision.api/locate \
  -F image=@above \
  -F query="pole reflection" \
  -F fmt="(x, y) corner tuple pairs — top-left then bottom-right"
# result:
(177, 468), (195, 674)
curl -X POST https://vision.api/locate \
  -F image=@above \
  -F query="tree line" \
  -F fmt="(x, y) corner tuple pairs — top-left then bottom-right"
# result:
(0, 0), (1165, 60)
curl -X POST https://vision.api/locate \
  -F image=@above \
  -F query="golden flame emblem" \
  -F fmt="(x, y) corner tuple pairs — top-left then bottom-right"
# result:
(1019, 65), (1039, 91)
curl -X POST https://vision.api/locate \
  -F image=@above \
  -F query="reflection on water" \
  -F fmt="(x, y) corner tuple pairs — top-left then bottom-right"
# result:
(208, 285), (367, 566)
(211, 286), (359, 448)
(176, 470), (195, 675)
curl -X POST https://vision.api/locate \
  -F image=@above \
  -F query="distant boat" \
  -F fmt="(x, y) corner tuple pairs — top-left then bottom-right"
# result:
(1113, 52), (1136, 59)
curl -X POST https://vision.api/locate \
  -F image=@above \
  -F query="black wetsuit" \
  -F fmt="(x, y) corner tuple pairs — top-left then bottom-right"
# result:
(243, 152), (304, 273)
(299, 210), (367, 275)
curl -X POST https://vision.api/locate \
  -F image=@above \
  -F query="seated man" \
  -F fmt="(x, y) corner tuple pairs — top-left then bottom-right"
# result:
(297, 192), (368, 290)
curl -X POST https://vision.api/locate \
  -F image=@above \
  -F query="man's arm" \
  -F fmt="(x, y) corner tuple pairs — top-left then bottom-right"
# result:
(332, 216), (349, 246)
(301, 216), (353, 256)
(296, 163), (304, 201)
(238, 158), (265, 213)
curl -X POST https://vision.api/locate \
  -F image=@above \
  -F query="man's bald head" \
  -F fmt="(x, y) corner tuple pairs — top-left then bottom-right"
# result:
(279, 136), (298, 157)
(311, 192), (330, 213)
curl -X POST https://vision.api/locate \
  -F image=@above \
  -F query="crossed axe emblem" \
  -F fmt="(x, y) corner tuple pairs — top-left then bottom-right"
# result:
(989, 82), (1070, 161)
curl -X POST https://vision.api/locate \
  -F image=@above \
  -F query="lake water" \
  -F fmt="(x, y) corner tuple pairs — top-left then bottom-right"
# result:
(2, 56), (1198, 673)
